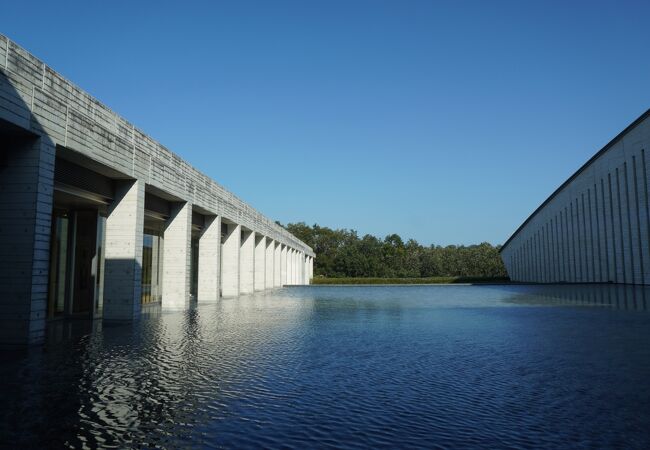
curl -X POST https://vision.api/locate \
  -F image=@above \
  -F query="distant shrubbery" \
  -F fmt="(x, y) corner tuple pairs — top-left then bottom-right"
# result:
(282, 222), (508, 279)
(312, 276), (509, 285)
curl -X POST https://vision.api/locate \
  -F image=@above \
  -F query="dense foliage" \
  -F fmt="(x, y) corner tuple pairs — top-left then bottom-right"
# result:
(311, 276), (509, 285)
(283, 222), (507, 279)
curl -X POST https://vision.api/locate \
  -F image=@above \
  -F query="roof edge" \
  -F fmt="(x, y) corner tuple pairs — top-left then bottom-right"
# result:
(500, 108), (650, 253)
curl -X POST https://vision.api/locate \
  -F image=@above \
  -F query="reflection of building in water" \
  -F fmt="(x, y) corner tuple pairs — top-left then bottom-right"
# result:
(0, 35), (315, 347)
(503, 284), (650, 311)
(500, 110), (650, 285)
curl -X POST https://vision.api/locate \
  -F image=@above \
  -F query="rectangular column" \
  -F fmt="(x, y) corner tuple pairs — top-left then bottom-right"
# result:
(221, 223), (240, 297)
(297, 251), (302, 284)
(198, 215), (220, 302)
(104, 179), (145, 321)
(281, 245), (287, 286)
(286, 249), (291, 284)
(265, 239), (274, 289)
(0, 136), (55, 346)
(296, 251), (300, 284)
(239, 229), (255, 294)
(254, 234), (266, 291)
(294, 250), (299, 284)
(162, 202), (192, 309)
(289, 249), (295, 284)
(304, 254), (309, 285)
(309, 256), (314, 283)
(274, 241), (281, 287)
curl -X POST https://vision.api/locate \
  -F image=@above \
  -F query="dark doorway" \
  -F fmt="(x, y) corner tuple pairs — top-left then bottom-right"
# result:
(71, 210), (97, 314)
(47, 204), (106, 319)
(191, 235), (199, 298)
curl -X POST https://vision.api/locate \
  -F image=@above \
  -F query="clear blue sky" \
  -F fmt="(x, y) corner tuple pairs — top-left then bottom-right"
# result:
(3, 1), (649, 246)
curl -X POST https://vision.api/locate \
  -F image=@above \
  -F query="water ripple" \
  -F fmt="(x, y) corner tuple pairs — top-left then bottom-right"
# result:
(1, 285), (650, 448)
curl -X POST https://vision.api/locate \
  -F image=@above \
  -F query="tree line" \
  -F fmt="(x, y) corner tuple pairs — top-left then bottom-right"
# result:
(283, 222), (507, 278)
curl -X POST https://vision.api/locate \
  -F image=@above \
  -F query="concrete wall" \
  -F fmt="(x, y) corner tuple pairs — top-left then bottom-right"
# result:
(0, 134), (54, 345)
(0, 35), (315, 346)
(0, 35), (313, 257)
(501, 110), (650, 284)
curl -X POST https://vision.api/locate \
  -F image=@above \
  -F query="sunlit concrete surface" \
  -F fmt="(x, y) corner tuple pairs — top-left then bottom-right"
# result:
(0, 35), (314, 346)
(501, 110), (650, 284)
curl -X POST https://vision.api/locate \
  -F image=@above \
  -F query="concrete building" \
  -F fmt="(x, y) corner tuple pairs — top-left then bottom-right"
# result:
(501, 109), (650, 284)
(0, 35), (314, 347)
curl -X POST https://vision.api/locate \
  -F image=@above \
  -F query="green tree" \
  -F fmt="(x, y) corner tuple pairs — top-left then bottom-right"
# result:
(281, 222), (507, 278)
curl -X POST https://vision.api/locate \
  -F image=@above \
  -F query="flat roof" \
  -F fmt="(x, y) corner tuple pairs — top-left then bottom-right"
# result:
(500, 108), (650, 253)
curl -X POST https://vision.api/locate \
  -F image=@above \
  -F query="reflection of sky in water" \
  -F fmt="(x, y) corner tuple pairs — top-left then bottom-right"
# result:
(1, 285), (650, 448)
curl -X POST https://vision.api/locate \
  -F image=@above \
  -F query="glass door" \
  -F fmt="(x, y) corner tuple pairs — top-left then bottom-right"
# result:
(142, 227), (164, 304)
(47, 210), (70, 318)
(48, 209), (105, 319)
(190, 235), (199, 298)
(71, 210), (98, 315)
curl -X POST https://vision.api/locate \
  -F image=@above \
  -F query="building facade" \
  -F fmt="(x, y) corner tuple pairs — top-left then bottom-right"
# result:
(501, 109), (650, 285)
(0, 35), (315, 347)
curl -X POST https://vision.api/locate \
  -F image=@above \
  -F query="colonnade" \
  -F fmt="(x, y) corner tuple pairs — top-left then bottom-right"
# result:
(0, 34), (315, 347)
(102, 182), (314, 319)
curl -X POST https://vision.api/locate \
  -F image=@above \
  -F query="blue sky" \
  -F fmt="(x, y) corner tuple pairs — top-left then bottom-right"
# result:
(3, 1), (649, 246)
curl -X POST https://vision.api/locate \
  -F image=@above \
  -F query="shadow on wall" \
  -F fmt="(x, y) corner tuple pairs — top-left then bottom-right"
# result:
(0, 66), (56, 346)
(0, 65), (146, 345)
(102, 258), (145, 321)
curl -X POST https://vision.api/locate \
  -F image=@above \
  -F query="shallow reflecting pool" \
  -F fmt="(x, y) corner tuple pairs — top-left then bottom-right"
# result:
(2, 285), (650, 448)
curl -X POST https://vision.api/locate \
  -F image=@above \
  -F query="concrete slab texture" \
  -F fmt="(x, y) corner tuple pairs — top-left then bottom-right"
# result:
(501, 110), (650, 285)
(0, 35), (314, 347)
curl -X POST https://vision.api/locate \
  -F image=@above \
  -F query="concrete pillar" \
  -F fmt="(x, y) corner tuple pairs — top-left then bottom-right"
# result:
(295, 249), (300, 284)
(281, 244), (287, 286)
(264, 239), (275, 289)
(198, 215), (220, 302)
(310, 256), (314, 282)
(104, 179), (145, 321)
(288, 249), (295, 284)
(307, 256), (311, 282)
(296, 251), (301, 284)
(291, 250), (298, 285)
(0, 136), (55, 346)
(221, 223), (240, 297)
(294, 250), (299, 284)
(239, 229), (255, 295)
(274, 241), (281, 287)
(162, 202), (192, 309)
(304, 254), (309, 285)
(286, 249), (292, 285)
(254, 234), (266, 291)
(265, 239), (274, 289)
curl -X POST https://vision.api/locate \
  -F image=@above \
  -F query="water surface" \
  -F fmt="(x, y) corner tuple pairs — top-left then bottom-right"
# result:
(2, 285), (650, 448)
